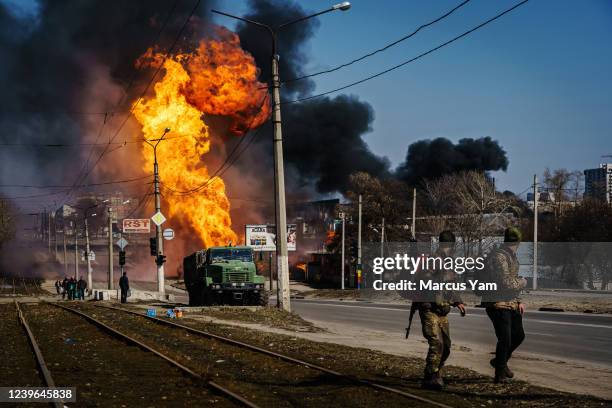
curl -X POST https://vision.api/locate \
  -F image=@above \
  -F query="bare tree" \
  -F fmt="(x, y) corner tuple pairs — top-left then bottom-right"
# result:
(0, 198), (16, 250)
(424, 171), (517, 256)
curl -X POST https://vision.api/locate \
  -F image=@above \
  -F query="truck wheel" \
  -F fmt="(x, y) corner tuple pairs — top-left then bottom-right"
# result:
(257, 290), (269, 306)
(189, 287), (202, 306)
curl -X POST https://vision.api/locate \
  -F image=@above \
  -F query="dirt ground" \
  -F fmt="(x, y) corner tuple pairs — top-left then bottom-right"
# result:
(127, 302), (610, 407)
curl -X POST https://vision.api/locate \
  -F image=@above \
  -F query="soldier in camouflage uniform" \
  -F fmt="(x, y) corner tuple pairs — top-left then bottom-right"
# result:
(416, 231), (466, 390)
(483, 227), (527, 383)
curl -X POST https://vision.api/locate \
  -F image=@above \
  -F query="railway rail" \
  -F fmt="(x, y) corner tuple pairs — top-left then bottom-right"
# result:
(49, 302), (258, 408)
(94, 303), (454, 408)
(15, 301), (64, 408)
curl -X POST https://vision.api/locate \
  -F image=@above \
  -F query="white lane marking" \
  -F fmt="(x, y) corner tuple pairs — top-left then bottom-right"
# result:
(525, 331), (555, 337)
(297, 301), (612, 329)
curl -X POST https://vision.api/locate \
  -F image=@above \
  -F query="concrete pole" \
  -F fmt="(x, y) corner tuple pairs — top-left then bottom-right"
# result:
(63, 228), (67, 277)
(85, 217), (92, 294)
(411, 188), (416, 239)
(47, 210), (51, 252)
(53, 213), (58, 261)
(108, 207), (114, 290)
(74, 226), (78, 280)
(341, 212), (345, 290)
(381, 217), (385, 258)
(271, 53), (290, 312)
(153, 149), (165, 296)
(533, 174), (539, 290)
(357, 194), (362, 289)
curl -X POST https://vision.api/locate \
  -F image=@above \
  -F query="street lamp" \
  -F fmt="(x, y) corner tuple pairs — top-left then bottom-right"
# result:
(212, 3), (351, 312)
(75, 203), (98, 293)
(144, 127), (170, 295)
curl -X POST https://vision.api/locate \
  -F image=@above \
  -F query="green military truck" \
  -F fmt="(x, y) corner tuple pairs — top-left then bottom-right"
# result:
(183, 246), (268, 306)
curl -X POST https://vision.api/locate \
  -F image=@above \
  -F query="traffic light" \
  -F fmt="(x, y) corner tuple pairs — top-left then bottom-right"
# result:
(155, 254), (166, 266)
(119, 250), (126, 266)
(149, 238), (157, 256)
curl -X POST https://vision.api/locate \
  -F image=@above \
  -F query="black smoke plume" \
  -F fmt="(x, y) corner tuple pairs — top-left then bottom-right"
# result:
(395, 137), (509, 186)
(236, 0), (389, 194)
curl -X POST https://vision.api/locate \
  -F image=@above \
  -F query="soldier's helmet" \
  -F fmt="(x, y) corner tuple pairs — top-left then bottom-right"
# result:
(504, 227), (522, 243)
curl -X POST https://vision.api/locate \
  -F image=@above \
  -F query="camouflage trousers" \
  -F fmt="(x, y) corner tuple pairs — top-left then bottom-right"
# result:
(419, 309), (451, 376)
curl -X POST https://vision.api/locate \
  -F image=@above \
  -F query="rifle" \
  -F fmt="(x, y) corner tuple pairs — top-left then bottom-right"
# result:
(405, 301), (419, 339)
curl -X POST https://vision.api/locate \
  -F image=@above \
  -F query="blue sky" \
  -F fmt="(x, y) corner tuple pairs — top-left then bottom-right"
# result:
(4, 0), (611, 195)
(216, 0), (612, 195)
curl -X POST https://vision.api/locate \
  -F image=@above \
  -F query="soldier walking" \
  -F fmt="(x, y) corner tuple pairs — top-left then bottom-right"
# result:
(482, 227), (527, 383)
(409, 231), (466, 390)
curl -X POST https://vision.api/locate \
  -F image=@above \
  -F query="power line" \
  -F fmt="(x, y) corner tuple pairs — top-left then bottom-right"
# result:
(59, 0), (201, 207)
(0, 175), (153, 189)
(283, 0), (472, 84)
(0, 133), (194, 148)
(284, 0), (530, 104)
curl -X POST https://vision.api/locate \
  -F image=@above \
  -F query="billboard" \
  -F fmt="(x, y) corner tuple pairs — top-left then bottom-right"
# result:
(122, 218), (151, 234)
(245, 224), (297, 252)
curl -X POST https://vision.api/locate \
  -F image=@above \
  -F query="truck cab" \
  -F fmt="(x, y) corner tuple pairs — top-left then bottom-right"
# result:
(183, 246), (267, 306)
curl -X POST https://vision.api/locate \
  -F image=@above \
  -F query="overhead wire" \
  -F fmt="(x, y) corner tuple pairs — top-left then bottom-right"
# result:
(283, 0), (472, 84)
(58, 0), (201, 207)
(283, 0), (530, 105)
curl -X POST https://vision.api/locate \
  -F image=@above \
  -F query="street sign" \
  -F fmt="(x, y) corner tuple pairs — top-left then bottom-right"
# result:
(163, 228), (175, 240)
(116, 237), (128, 249)
(81, 251), (95, 261)
(151, 211), (166, 226)
(122, 218), (151, 233)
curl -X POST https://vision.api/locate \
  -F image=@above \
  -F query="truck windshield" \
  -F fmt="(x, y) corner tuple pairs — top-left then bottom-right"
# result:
(210, 249), (253, 263)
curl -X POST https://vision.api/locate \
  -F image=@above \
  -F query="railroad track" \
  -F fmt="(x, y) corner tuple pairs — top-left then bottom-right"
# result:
(94, 303), (453, 408)
(49, 302), (258, 408)
(15, 301), (64, 408)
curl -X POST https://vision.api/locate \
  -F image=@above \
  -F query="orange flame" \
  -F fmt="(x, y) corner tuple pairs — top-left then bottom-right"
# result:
(133, 29), (269, 248)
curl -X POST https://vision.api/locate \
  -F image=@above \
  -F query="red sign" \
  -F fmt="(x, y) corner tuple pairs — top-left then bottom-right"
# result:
(122, 219), (151, 234)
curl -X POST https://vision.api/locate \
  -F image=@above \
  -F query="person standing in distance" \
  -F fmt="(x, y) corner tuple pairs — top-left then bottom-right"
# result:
(119, 272), (130, 304)
(483, 227), (527, 383)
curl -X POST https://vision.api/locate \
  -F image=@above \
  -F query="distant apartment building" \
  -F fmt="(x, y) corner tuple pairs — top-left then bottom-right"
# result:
(584, 163), (612, 203)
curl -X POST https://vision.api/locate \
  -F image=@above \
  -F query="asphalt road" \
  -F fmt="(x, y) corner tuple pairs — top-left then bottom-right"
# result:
(290, 299), (612, 368)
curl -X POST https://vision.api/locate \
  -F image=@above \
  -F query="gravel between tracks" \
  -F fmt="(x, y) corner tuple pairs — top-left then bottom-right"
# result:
(21, 303), (234, 407)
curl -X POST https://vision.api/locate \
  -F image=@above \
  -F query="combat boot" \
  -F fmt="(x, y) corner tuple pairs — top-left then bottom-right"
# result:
(494, 368), (512, 384)
(490, 358), (514, 378)
(422, 371), (444, 390)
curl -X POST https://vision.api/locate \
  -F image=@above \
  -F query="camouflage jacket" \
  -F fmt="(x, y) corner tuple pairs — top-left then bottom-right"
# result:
(482, 246), (525, 309)
(414, 250), (463, 315)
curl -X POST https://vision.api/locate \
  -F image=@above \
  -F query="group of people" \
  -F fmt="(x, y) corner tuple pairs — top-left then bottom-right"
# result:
(409, 227), (526, 389)
(55, 277), (88, 300)
(53, 272), (130, 303)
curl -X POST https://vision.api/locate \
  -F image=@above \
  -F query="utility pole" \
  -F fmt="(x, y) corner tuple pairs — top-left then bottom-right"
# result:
(357, 194), (362, 290)
(341, 211), (345, 290)
(212, 0), (352, 313)
(47, 211), (51, 253)
(63, 227), (67, 277)
(53, 213), (58, 261)
(108, 207), (114, 290)
(84, 216), (92, 294)
(533, 174), (539, 290)
(74, 225), (78, 280)
(411, 188), (417, 239)
(271, 54), (291, 312)
(145, 128), (170, 296)
(380, 217), (385, 258)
